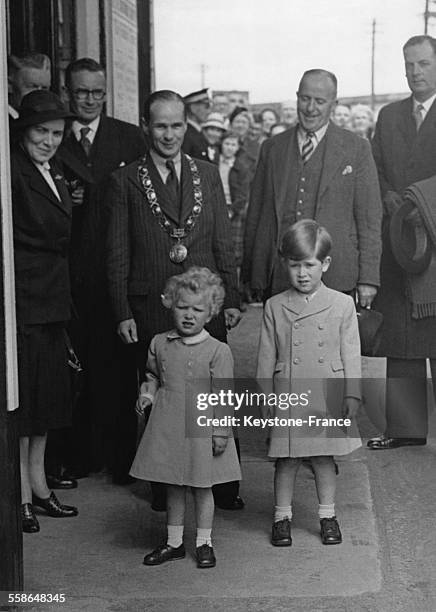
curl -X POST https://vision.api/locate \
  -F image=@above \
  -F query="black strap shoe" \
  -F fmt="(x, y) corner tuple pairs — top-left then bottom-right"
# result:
(196, 544), (216, 568)
(271, 518), (292, 546)
(143, 543), (186, 565)
(215, 495), (245, 510)
(320, 517), (342, 544)
(32, 492), (78, 517)
(21, 503), (40, 533)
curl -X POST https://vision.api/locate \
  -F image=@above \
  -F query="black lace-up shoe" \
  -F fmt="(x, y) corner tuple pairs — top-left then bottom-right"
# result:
(143, 543), (186, 566)
(271, 518), (292, 546)
(320, 517), (342, 544)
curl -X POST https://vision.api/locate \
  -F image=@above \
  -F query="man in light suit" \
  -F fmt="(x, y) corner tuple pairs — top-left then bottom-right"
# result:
(368, 35), (436, 449)
(106, 90), (243, 510)
(242, 69), (382, 304)
(58, 58), (146, 483)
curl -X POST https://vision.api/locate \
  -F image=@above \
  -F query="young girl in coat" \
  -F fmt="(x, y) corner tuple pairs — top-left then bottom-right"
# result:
(130, 267), (241, 569)
(256, 219), (361, 547)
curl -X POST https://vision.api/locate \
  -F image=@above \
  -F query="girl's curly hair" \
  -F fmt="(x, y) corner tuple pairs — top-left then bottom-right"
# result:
(161, 266), (225, 317)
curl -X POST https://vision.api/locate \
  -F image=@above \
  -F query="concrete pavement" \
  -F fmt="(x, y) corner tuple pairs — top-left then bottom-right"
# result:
(22, 306), (436, 611)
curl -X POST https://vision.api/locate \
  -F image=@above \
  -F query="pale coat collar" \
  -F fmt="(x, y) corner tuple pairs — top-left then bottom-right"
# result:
(281, 282), (332, 318)
(166, 328), (210, 345)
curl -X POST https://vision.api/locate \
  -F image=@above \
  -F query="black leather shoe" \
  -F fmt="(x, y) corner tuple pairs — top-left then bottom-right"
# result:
(21, 503), (40, 533)
(215, 495), (245, 510)
(143, 543), (185, 566)
(196, 544), (216, 568)
(271, 518), (292, 546)
(320, 517), (342, 545)
(32, 492), (78, 517)
(46, 474), (78, 490)
(367, 435), (427, 450)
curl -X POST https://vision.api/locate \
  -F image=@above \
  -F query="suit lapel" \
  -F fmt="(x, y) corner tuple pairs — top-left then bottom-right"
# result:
(317, 124), (346, 204)
(19, 154), (71, 217)
(180, 154), (195, 224)
(396, 97), (417, 147)
(274, 129), (297, 219)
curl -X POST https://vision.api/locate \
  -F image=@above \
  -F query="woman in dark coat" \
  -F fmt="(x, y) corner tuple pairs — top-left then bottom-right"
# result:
(11, 90), (78, 532)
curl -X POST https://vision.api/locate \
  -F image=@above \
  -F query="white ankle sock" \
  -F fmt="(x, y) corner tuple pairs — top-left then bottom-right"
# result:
(196, 528), (212, 548)
(318, 504), (335, 519)
(167, 524), (184, 548)
(274, 505), (292, 522)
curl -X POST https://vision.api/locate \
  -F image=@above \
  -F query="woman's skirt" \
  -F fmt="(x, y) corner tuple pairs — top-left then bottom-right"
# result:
(17, 322), (72, 437)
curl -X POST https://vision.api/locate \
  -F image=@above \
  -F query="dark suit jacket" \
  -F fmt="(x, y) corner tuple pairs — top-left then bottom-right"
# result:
(58, 115), (146, 292)
(372, 96), (436, 358)
(242, 122), (382, 294)
(182, 123), (210, 162)
(106, 153), (239, 340)
(11, 146), (72, 325)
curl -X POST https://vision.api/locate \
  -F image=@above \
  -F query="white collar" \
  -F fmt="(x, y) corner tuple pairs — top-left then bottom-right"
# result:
(166, 328), (210, 345)
(297, 121), (329, 143)
(188, 118), (202, 132)
(72, 115), (101, 141)
(413, 93), (436, 113)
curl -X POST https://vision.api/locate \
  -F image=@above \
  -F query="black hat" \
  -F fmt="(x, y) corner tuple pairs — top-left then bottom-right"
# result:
(229, 106), (249, 124)
(14, 90), (75, 130)
(389, 199), (432, 274)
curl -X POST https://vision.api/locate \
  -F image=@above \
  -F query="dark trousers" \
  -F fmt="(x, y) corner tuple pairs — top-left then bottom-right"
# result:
(385, 357), (433, 438)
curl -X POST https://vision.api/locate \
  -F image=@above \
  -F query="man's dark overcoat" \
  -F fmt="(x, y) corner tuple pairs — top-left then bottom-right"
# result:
(372, 96), (436, 358)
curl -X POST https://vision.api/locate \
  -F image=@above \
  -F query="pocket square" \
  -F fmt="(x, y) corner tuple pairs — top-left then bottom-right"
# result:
(342, 165), (352, 175)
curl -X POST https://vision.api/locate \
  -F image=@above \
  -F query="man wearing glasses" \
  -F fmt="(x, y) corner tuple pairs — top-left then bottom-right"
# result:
(59, 57), (146, 485)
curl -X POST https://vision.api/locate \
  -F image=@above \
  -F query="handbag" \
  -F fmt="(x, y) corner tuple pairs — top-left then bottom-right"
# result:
(355, 296), (383, 357)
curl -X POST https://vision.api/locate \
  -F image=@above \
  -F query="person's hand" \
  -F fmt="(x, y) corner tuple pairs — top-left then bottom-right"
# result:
(224, 308), (242, 330)
(135, 394), (152, 416)
(343, 397), (360, 420)
(357, 284), (377, 309)
(71, 186), (85, 206)
(405, 206), (424, 228)
(212, 435), (228, 456)
(117, 319), (138, 344)
(383, 191), (403, 216)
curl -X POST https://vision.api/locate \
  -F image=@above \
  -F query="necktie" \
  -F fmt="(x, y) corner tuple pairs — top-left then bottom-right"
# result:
(301, 131), (315, 164)
(165, 159), (179, 201)
(79, 126), (92, 156)
(414, 104), (425, 131)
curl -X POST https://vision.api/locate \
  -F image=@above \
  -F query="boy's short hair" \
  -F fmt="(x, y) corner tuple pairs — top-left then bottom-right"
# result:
(279, 219), (332, 261)
(161, 266), (225, 317)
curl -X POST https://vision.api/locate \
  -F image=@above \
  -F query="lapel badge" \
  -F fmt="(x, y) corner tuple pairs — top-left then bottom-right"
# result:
(342, 165), (353, 175)
(54, 174), (63, 181)
(119, 161), (126, 167)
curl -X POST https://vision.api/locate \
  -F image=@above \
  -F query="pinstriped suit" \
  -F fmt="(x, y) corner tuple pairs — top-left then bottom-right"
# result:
(106, 152), (239, 347)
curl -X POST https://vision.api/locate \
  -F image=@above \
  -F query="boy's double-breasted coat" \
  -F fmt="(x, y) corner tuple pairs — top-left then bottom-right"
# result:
(256, 284), (362, 457)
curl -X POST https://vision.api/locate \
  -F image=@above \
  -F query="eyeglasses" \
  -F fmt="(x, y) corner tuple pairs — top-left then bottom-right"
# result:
(71, 88), (106, 101)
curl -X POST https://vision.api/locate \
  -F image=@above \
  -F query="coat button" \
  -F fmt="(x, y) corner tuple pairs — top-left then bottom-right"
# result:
(318, 357), (324, 363)
(301, 177), (306, 182)
(293, 358), (300, 364)
(318, 324), (324, 330)
(293, 340), (300, 346)
(318, 341), (324, 347)
(294, 323), (300, 329)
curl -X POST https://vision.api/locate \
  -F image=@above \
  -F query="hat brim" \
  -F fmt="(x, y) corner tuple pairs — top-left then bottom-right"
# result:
(389, 199), (432, 274)
(13, 110), (76, 131)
